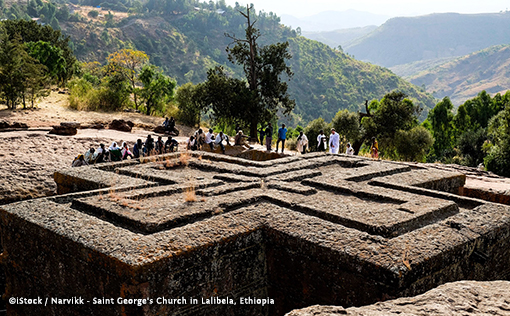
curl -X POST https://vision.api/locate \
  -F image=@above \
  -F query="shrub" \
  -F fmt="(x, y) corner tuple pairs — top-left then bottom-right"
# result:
(88, 10), (99, 18)
(394, 126), (434, 162)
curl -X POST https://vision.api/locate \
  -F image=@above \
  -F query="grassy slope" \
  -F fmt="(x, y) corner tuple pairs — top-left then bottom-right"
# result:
(408, 44), (510, 105)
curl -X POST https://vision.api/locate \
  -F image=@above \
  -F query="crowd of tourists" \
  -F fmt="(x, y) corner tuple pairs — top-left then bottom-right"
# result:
(72, 119), (380, 167)
(71, 135), (179, 167)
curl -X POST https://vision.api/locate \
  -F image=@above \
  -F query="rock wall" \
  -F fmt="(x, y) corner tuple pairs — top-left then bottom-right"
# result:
(1, 152), (509, 315)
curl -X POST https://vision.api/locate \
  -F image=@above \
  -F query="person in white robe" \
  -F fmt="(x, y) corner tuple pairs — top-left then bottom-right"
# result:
(346, 142), (354, 155)
(329, 128), (340, 154)
(317, 130), (327, 152)
(297, 132), (308, 154)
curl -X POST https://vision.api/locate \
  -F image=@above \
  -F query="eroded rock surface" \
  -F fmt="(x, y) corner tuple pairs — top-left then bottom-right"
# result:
(286, 281), (510, 316)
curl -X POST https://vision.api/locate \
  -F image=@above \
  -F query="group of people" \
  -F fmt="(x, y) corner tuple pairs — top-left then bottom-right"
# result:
(72, 135), (180, 167)
(262, 124), (379, 157)
(317, 129), (378, 157)
(187, 128), (233, 154)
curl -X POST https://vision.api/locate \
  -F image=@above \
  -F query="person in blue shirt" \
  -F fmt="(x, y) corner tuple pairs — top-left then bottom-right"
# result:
(276, 124), (287, 153)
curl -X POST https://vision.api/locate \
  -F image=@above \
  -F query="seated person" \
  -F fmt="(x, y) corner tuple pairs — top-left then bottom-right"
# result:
(84, 148), (95, 164)
(94, 144), (107, 163)
(162, 117), (169, 130)
(205, 128), (215, 150)
(72, 154), (88, 167)
(109, 142), (122, 162)
(155, 136), (164, 154)
(187, 136), (197, 151)
(345, 142), (354, 155)
(144, 135), (155, 156)
(165, 136), (179, 153)
(133, 139), (143, 158)
(168, 117), (176, 133)
(214, 131), (229, 154)
(194, 129), (205, 150)
(234, 130), (248, 146)
(121, 142), (133, 160)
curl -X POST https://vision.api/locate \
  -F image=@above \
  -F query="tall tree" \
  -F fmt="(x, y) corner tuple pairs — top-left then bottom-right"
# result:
(138, 64), (176, 115)
(0, 34), (47, 109)
(1, 19), (76, 85)
(106, 49), (149, 110)
(203, 5), (295, 140)
(427, 97), (455, 159)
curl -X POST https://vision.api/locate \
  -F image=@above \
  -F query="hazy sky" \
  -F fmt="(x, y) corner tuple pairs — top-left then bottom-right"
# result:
(225, 0), (510, 17)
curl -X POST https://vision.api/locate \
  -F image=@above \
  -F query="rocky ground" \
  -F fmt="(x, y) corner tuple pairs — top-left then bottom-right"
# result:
(1, 91), (510, 204)
(0, 91), (195, 204)
(286, 280), (510, 316)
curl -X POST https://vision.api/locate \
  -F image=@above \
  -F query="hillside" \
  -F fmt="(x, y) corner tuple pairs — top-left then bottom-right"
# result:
(63, 4), (436, 123)
(345, 12), (510, 68)
(2, 0), (435, 124)
(302, 26), (377, 49)
(408, 44), (510, 105)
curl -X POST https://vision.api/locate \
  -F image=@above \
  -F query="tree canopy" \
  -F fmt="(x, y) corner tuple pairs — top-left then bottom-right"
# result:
(195, 5), (295, 140)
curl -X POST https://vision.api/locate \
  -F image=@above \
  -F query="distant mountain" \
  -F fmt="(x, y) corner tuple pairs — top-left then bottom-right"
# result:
(281, 10), (389, 32)
(407, 44), (510, 105)
(345, 12), (510, 68)
(302, 26), (377, 49)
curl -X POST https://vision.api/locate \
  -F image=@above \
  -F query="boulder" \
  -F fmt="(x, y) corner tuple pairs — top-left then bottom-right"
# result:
(60, 122), (81, 128)
(0, 121), (28, 129)
(108, 119), (132, 132)
(153, 125), (166, 134)
(153, 125), (179, 136)
(48, 125), (77, 136)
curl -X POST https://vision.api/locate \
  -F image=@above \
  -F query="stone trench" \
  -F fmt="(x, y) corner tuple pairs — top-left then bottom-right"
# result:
(0, 151), (509, 315)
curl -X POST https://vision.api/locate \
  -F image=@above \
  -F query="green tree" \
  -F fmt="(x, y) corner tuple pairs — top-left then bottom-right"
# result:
(394, 126), (434, 162)
(0, 34), (47, 109)
(138, 64), (176, 115)
(26, 40), (67, 83)
(175, 82), (203, 127)
(1, 19), (76, 84)
(485, 105), (510, 176)
(107, 49), (149, 109)
(457, 128), (488, 167)
(88, 10), (99, 18)
(452, 103), (472, 137)
(203, 5), (295, 140)
(56, 5), (70, 21)
(362, 91), (420, 158)
(427, 97), (455, 159)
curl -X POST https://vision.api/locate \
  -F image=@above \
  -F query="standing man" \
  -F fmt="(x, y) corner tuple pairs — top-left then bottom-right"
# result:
(329, 128), (340, 154)
(265, 123), (273, 152)
(276, 124), (287, 153)
(297, 131), (308, 154)
(258, 127), (265, 145)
